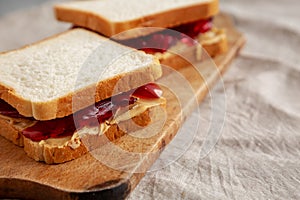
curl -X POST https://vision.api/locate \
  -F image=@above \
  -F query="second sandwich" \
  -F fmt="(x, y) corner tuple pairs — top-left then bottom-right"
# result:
(55, 0), (228, 69)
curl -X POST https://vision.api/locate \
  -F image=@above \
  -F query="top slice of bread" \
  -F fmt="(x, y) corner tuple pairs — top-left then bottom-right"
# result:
(0, 28), (162, 121)
(55, 0), (219, 39)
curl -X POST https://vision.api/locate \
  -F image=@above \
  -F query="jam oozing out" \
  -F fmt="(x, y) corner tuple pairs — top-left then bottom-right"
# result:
(0, 83), (162, 142)
(132, 83), (162, 99)
(173, 18), (213, 38)
(22, 116), (76, 142)
(0, 100), (27, 118)
(118, 18), (213, 54)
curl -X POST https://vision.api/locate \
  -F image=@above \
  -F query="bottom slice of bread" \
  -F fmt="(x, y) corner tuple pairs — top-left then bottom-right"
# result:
(157, 28), (228, 70)
(0, 99), (165, 164)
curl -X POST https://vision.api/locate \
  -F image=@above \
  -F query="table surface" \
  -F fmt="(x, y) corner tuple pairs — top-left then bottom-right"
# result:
(0, 0), (300, 199)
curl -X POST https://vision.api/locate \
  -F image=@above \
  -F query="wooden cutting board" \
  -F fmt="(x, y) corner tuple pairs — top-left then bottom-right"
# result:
(0, 13), (245, 199)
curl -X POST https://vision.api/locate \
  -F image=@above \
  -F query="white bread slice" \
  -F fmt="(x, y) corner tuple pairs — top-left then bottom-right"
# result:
(0, 28), (162, 120)
(55, 0), (219, 38)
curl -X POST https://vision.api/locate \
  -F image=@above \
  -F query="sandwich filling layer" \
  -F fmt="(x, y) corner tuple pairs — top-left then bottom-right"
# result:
(0, 83), (163, 146)
(116, 18), (213, 54)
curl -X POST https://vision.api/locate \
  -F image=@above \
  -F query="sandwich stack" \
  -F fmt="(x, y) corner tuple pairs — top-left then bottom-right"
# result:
(0, 0), (245, 199)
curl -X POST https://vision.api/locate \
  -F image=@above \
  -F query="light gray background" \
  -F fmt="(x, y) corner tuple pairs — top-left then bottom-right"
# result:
(0, 0), (49, 16)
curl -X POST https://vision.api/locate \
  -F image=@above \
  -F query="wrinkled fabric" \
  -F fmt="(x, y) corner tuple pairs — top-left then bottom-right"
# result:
(0, 0), (299, 199)
(129, 0), (300, 199)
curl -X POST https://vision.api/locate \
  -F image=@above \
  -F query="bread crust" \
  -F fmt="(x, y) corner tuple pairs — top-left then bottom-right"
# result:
(0, 114), (37, 146)
(202, 35), (228, 57)
(55, 0), (219, 39)
(158, 28), (228, 70)
(1, 100), (165, 164)
(0, 65), (161, 121)
(0, 117), (23, 146)
(0, 29), (162, 121)
(23, 137), (88, 164)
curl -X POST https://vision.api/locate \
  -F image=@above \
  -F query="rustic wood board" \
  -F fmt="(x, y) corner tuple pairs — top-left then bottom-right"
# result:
(0, 13), (245, 199)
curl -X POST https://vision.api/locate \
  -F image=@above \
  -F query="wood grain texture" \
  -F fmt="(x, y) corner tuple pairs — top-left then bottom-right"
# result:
(0, 13), (245, 199)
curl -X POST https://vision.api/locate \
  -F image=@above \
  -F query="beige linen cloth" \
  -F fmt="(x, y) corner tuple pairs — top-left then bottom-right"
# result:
(0, 0), (300, 199)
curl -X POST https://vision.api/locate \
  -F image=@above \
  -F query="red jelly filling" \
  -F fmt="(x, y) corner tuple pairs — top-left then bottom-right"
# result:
(0, 83), (162, 142)
(0, 100), (27, 118)
(131, 83), (162, 99)
(118, 18), (213, 54)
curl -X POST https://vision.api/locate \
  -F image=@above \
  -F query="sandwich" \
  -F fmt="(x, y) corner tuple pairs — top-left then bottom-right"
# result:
(0, 28), (165, 164)
(54, 0), (228, 70)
